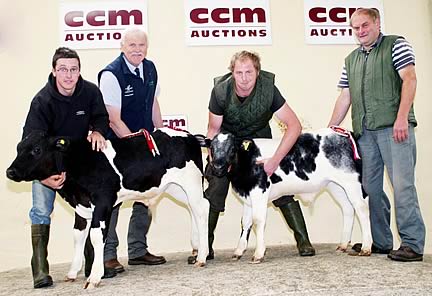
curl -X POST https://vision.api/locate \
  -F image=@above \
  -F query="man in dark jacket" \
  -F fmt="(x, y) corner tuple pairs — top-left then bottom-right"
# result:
(22, 47), (109, 288)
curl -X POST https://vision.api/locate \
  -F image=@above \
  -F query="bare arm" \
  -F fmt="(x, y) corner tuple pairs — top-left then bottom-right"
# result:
(207, 112), (223, 159)
(152, 97), (164, 128)
(328, 88), (351, 127)
(207, 112), (223, 139)
(106, 105), (132, 138)
(264, 103), (302, 176)
(394, 64), (417, 143)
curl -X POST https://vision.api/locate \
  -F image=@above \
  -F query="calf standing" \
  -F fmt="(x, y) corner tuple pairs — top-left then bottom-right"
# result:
(6, 127), (209, 288)
(207, 128), (372, 263)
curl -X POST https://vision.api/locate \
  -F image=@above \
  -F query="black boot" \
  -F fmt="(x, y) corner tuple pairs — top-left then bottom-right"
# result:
(279, 201), (315, 256)
(31, 224), (53, 288)
(187, 209), (219, 264)
(207, 209), (220, 260)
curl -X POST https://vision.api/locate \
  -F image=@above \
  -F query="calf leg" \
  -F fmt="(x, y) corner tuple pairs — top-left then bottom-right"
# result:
(250, 193), (268, 263)
(85, 203), (112, 289)
(187, 188), (210, 266)
(344, 183), (372, 256)
(190, 210), (199, 257)
(66, 211), (91, 281)
(327, 182), (355, 252)
(85, 226), (105, 288)
(232, 204), (253, 260)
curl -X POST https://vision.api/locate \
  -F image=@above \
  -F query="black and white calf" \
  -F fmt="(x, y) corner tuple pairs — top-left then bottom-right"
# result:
(6, 128), (209, 288)
(207, 128), (372, 263)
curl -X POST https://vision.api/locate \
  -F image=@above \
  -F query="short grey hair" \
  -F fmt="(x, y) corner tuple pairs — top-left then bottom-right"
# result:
(120, 26), (148, 47)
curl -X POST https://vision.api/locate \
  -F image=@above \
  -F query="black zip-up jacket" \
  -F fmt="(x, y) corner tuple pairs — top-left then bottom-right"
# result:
(23, 73), (109, 139)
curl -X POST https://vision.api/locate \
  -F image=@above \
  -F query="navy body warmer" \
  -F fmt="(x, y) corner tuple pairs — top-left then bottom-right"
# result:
(98, 54), (157, 138)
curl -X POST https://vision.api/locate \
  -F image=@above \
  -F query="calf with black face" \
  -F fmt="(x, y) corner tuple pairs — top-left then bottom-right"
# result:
(7, 127), (210, 289)
(206, 127), (372, 263)
(7, 131), (120, 288)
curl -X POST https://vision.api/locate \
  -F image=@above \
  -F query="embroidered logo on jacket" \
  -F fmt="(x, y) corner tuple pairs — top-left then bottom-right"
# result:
(124, 85), (134, 97)
(76, 110), (85, 116)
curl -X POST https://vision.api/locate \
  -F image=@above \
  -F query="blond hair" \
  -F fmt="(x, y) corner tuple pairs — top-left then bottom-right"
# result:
(228, 50), (261, 72)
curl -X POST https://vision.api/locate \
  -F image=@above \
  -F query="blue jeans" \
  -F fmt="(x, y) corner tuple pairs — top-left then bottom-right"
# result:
(104, 202), (151, 261)
(358, 125), (425, 254)
(29, 181), (56, 225)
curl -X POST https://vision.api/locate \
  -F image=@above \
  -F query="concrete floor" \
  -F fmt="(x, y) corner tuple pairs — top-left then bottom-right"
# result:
(1, 244), (431, 296)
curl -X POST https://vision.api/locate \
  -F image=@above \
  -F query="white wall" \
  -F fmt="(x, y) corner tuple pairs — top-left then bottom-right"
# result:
(1, 0), (431, 271)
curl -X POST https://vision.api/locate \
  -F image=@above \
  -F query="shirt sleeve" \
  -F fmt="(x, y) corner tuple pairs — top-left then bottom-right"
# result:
(22, 98), (52, 139)
(270, 86), (286, 113)
(89, 86), (109, 136)
(208, 88), (224, 115)
(99, 71), (122, 108)
(392, 38), (415, 71)
(337, 65), (349, 88)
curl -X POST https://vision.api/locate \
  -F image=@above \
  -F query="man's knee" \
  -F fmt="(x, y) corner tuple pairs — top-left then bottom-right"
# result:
(204, 192), (225, 213)
(272, 195), (295, 208)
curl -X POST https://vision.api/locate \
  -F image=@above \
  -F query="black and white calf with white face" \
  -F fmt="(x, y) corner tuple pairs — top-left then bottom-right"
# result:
(207, 128), (372, 263)
(6, 127), (209, 288)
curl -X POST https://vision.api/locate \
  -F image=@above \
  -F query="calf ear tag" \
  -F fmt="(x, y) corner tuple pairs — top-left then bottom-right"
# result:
(242, 140), (251, 151)
(56, 138), (66, 148)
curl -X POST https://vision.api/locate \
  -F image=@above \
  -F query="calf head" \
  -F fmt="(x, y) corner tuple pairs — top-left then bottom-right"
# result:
(208, 132), (237, 177)
(6, 131), (70, 182)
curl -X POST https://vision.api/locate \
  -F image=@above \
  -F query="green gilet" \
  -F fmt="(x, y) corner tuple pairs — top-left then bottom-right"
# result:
(213, 70), (275, 138)
(346, 35), (417, 138)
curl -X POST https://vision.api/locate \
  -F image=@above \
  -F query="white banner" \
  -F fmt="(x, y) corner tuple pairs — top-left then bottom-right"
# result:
(59, 1), (148, 49)
(304, 0), (384, 44)
(185, 0), (272, 46)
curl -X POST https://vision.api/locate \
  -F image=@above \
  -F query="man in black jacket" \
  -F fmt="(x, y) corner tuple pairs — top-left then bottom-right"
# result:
(22, 47), (109, 288)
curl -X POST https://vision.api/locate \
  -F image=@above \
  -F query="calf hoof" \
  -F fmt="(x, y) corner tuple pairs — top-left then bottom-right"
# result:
(250, 257), (264, 264)
(187, 249), (214, 264)
(359, 249), (371, 256)
(231, 254), (242, 261)
(187, 255), (197, 265)
(84, 280), (100, 289)
(194, 261), (206, 267)
(336, 245), (348, 252)
(64, 276), (76, 282)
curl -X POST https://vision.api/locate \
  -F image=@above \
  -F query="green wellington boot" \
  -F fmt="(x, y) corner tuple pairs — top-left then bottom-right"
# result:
(279, 201), (316, 256)
(206, 209), (220, 260)
(31, 224), (53, 288)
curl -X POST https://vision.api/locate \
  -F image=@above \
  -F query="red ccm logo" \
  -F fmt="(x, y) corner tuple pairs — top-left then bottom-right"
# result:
(65, 9), (143, 27)
(63, 9), (144, 43)
(188, 7), (268, 40)
(190, 7), (266, 24)
(308, 7), (357, 23)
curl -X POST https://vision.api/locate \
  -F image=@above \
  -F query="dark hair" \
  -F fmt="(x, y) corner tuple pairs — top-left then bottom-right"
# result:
(52, 47), (81, 69)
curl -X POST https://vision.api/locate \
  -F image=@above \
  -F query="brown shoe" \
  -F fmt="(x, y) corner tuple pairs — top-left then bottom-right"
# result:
(128, 252), (166, 265)
(389, 246), (423, 262)
(104, 258), (125, 273)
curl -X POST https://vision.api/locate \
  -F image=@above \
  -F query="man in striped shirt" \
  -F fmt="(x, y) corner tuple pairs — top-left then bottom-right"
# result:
(328, 8), (425, 262)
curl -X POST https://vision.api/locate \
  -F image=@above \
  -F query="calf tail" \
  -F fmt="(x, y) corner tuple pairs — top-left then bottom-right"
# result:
(351, 132), (367, 199)
(194, 134), (210, 148)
